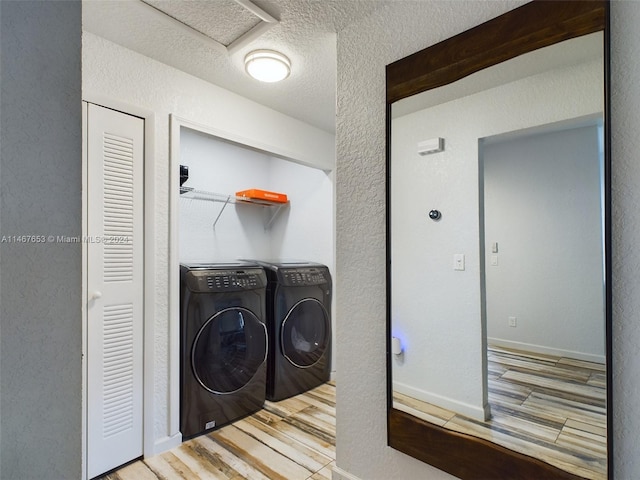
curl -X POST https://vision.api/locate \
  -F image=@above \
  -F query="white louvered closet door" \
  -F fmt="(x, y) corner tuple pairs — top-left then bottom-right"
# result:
(86, 103), (144, 479)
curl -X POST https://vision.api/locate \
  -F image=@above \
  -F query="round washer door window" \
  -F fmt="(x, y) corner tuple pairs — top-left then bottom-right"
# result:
(281, 298), (330, 368)
(192, 307), (267, 394)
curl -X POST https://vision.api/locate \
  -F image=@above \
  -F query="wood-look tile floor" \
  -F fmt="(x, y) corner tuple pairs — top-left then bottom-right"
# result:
(101, 382), (335, 480)
(394, 346), (607, 480)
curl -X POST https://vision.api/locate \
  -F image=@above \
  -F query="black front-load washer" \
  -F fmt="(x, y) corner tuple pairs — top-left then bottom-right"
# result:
(180, 263), (268, 439)
(250, 261), (332, 401)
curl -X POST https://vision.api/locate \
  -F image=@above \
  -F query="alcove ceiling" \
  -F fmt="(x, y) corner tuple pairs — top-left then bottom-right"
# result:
(83, 0), (387, 133)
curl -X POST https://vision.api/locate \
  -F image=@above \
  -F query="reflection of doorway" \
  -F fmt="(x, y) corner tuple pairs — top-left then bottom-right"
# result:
(475, 119), (607, 478)
(480, 119), (605, 363)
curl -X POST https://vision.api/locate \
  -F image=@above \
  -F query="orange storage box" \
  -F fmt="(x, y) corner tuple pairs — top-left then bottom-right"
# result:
(235, 189), (288, 203)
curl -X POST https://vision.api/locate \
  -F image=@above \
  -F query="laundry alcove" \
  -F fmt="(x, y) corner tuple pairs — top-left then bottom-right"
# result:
(168, 117), (337, 441)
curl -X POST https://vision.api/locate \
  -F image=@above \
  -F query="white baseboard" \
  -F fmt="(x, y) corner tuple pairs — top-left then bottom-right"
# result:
(332, 465), (363, 480)
(488, 337), (606, 364)
(393, 381), (489, 421)
(152, 432), (182, 456)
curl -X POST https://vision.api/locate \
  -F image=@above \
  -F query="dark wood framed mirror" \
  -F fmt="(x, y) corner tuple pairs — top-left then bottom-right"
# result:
(385, 1), (611, 479)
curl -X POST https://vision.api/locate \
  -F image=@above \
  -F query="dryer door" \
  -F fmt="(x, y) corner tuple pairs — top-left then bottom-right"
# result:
(281, 298), (331, 368)
(192, 307), (267, 394)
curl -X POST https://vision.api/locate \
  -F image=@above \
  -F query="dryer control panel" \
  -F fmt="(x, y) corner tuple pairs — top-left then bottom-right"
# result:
(279, 267), (329, 287)
(183, 268), (267, 293)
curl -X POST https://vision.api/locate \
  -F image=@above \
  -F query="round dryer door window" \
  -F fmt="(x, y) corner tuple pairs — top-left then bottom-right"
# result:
(192, 307), (267, 395)
(281, 298), (330, 368)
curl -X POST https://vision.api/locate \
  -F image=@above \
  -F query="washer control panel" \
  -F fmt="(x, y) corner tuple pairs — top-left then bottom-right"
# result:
(185, 268), (266, 292)
(280, 267), (329, 287)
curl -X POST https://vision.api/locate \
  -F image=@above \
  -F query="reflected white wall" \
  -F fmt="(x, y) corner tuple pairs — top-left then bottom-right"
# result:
(482, 124), (605, 362)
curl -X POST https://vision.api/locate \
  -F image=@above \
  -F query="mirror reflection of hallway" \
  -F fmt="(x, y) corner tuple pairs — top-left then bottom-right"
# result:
(391, 120), (608, 480)
(481, 119), (605, 364)
(482, 119), (606, 478)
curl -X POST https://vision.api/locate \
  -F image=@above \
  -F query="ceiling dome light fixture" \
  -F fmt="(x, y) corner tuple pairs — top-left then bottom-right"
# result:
(244, 49), (291, 83)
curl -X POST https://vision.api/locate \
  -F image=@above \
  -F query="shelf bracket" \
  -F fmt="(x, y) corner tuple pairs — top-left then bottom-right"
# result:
(264, 203), (286, 230)
(212, 195), (232, 229)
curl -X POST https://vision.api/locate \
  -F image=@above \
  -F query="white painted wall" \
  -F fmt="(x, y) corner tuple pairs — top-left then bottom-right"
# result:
(389, 56), (601, 420)
(0, 2), (82, 478)
(178, 128), (272, 263)
(610, 2), (640, 478)
(268, 160), (335, 269)
(82, 32), (335, 453)
(179, 127), (334, 267)
(483, 124), (605, 362)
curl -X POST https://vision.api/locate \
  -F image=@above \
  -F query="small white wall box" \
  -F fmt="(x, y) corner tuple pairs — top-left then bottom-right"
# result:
(391, 336), (403, 355)
(417, 137), (445, 155)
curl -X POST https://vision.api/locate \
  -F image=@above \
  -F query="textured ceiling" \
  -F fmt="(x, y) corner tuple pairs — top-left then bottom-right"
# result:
(142, 0), (261, 46)
(83, 0), (386, 133)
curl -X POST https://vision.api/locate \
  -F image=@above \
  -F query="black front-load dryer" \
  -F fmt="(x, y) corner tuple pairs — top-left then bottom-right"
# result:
(251, 261), (332, 401)
(180, 263), (268, 439)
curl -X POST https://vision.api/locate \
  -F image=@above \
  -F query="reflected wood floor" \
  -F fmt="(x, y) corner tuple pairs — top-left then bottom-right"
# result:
(101, 382), (335, 480)
(394, 346), (606, 480)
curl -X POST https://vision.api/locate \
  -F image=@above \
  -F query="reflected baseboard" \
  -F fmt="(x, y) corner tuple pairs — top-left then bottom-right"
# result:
(488, 338), (606, 365)
(393, 380), (489, 421)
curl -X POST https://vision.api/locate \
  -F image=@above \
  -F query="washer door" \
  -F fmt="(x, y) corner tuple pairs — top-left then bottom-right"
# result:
(281, 298), (330, 368)
(192, 307), (267, 395)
